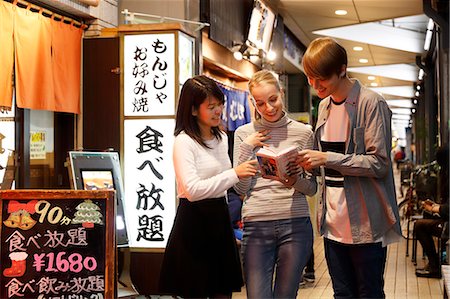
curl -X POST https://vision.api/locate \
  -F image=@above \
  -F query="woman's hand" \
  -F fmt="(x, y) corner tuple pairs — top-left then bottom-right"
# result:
(297, 149), (327, 171)
(234, 160), (259, 178)
(244, 130), (271, 148)
(281, 161), (301, 187)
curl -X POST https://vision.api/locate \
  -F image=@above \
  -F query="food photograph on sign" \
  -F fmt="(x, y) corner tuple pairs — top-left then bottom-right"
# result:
(81, 170), (115, 191)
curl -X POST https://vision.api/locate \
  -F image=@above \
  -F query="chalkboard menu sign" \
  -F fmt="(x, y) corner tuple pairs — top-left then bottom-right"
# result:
(0, 190), (115, 299)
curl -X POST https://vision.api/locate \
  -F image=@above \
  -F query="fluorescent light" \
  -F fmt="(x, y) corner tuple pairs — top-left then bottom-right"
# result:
(335, 10), (347, 16)
(347, 64), (419, 82)
(418, 69), (424, 80)
(353, 46), (363, 51)
(392, 114), (411, 120)
(359, 58), (368, 63)
(391, 108), (412, 115)
(386, 99), (414, 108)
(370, 82), (378, 87)
(370, 86), (415, 97)
(424, 18), (434, 50)
(313, 21), (426, 53)
(368, 76), (376, 80)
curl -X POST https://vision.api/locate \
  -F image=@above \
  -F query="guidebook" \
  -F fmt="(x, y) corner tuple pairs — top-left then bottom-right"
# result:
(256, 145), (298, 181)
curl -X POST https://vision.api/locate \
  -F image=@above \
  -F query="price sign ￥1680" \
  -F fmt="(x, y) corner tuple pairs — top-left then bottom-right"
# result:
(0, 190), (115, 299)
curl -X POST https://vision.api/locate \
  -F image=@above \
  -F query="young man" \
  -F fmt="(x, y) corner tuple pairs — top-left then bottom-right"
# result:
(298, 37), (401, 298)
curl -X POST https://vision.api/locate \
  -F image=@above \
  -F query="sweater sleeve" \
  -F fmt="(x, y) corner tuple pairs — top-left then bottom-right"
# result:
(173, 134), (239, 201)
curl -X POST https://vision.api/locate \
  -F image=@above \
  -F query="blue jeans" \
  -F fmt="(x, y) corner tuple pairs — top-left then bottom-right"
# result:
(242, 217), (313, 299)
(324, 238), (387, 299)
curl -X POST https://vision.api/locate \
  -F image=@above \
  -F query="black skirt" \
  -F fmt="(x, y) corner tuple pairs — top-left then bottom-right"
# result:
(159, 197), (243, 298)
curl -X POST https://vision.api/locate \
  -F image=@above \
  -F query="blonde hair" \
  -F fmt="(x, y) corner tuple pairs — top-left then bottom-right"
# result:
(302, 37), (348, 79)
(248, 70), (283, 120)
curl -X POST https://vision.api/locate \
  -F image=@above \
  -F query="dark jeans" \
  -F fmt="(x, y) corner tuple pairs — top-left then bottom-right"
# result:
(414, 218), (446, 270)
(324, 238), (387, 299)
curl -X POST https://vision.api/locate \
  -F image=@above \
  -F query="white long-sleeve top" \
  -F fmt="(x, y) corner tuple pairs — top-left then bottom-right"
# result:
(173, 131), (239, 201)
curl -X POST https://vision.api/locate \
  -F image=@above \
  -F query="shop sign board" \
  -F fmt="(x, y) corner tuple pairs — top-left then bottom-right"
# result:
(247, 0), (276, 52)
(123, 33), (175, 117)
(0, 190), (115, 299)
(123, 119), (176, 248)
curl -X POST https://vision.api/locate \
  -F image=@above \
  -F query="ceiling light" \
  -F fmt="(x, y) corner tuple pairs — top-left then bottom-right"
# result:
(412, 108), (416, 113)
(370, 82), (378, 87)
(392, 114), (411, 120)
(347, 64), (418, 82)
(391, 108), (412, 115)
(335, 10), (347, 16)
(359, 58), (368, 63)
(418, 69), (424, 80)
(416, 85), (421, 90)
(313, 17), (426, 53)
(233, 51), (243, 61)
(370, 86), (415, 98)
(386, 99), (414, 108)
(368, 76), (376, 80)
(267, 50), (277, 61)
(413, 99), (418, 105)
(232, 42), (248, 61)
(353, 46), (363, 51)
(415, 91), (420, 97)
(424, 18), (434, 51)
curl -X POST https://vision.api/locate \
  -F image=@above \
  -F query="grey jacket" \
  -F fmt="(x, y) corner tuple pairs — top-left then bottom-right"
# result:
(315, 79), (401, 243)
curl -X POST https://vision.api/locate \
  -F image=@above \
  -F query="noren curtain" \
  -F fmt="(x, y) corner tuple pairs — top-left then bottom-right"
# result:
(0, 2), (14, 107)
(0, 1), (82, 114)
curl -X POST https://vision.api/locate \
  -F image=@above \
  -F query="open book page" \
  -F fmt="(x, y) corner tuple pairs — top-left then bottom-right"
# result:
(256, 146), (298, 181)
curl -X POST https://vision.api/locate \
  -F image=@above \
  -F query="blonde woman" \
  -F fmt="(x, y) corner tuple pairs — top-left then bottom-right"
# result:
(233, 70), (317, 299)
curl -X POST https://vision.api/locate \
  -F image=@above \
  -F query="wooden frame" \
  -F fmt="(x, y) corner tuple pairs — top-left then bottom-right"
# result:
(0, 190), (116, 298)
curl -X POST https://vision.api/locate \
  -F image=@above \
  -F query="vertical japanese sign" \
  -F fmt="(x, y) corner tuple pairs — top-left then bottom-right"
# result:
(0, 190), (114, 299)
(123, 119), (176, 248)
(124, 33), (175, 116)
(122, 30), (193, 249)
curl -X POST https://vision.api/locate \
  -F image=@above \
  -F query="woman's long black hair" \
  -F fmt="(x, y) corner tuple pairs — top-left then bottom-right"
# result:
(174, 75), (225, 148)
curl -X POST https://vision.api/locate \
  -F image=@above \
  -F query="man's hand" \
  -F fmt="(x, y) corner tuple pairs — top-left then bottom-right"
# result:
(297, 149), (328, 171)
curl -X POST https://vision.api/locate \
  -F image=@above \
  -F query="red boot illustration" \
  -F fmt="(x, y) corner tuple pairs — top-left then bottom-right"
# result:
(3, 252), (28, 277)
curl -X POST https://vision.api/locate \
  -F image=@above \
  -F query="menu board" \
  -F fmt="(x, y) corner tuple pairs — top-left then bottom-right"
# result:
(0, 190), (115, 299)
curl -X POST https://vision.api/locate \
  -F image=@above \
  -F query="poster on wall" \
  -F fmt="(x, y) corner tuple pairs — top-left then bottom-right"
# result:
(30, 131), (46, 160)
(0, 190), (115, 299)
(123, 33), (175, 117)
(123, 119), (176, 248)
